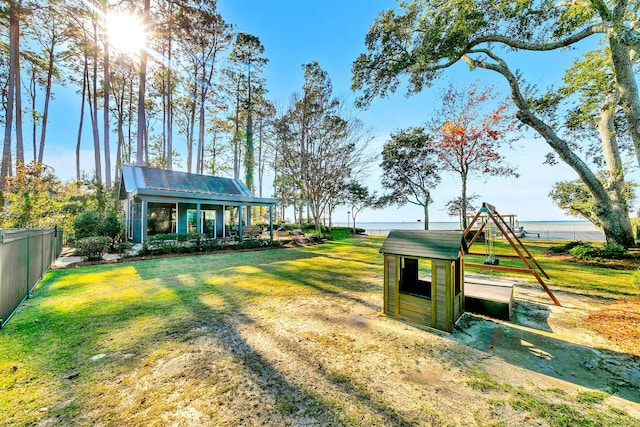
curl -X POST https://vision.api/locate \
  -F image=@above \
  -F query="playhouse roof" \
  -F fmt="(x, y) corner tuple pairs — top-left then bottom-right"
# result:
(379, 230), (467, 260)
(119, 165), (278, 205)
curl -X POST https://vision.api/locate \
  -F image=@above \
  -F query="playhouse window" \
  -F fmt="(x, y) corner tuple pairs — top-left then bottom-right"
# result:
(399, 258), (431, 298)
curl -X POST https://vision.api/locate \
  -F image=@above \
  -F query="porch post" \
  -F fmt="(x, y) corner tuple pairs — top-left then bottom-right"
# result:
(238, 205), (244, 242)
(222, 205), (226, 238)
(141, 200), (148, 242)
(174, 202), (178, 233)
(196, 202), (201, 234)
(269, 205), (273, 240)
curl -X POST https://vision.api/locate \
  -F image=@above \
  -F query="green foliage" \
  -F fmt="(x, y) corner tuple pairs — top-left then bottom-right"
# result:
(1, 161), (62, 228)
(569, 242), (630, 260)
(549, 240), (587, 253)
(330, 227), (352, 240)
(380, 127), (440, 225)
(116, 241), (133, 254)
(72, 212), (101, 239)
(75, 236), (111, 261)
(352, 0), (638, 248)
(276, 222), (301, 231)
(141, 233), (281, 256)
(72, 211), (122, 243)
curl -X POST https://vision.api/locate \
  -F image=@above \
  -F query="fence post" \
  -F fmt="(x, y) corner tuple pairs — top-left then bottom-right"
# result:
(26, 229), (30, 299)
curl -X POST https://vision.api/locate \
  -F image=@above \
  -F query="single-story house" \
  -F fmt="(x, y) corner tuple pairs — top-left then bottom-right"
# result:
(119, 165), (279, 243)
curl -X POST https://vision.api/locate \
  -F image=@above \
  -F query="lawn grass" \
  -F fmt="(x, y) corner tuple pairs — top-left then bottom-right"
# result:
(0, 238), (384, 425)
(0, 236), (638, 425)
(463, 239), (639, 297)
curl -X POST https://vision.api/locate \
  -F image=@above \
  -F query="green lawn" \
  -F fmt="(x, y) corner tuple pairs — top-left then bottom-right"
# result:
(0, 236), (637, 426)
(463, 239), (639, 297)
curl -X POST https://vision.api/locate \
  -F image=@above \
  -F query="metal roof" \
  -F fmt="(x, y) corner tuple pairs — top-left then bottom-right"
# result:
(379, 230), (467, 260)
(119, 165), (278, 205)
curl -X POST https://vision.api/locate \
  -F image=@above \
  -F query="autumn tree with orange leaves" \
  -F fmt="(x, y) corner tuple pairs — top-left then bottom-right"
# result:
(430, 84), (518, 229)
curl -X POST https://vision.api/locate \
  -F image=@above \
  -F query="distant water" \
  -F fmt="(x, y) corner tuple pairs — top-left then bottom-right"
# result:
(334, 220), (605, 241)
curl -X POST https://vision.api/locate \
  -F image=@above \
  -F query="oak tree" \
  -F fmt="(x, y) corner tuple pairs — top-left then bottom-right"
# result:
(353, 0), (638, 246)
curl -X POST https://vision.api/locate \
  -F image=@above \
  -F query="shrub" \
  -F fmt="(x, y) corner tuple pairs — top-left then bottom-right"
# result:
(599, 243), (628, 259)
(235, 239), (280, 250)
(76, 236), (111, 261)
(550, 241), (585, 253)
(116, 241), (133, 254)
(307, 232), (329, 243)
(72, 211), (122, 245)
(330, 227), (351, 240)
(275, 223), (300, 231)
(73, 212), (100, 240)
(569, 242), (630, 260)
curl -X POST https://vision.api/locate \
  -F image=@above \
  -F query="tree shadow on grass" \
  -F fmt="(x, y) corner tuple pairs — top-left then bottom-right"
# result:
(2, 249), (417, 425)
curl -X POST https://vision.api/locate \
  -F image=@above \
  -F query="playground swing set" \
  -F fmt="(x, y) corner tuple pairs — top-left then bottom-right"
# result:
(463, 202), (561, 307)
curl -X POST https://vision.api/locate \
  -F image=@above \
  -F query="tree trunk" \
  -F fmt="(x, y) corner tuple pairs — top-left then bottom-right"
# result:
(13, 6), (23, 167)
(76, 55), (88, 183)
(89, 38), (102, 185)
(461, 171), (468, 229)
(597, 94), (634, 242)
(245, 65), (254, 191)
(103, 26), (111, 187)
(29, 68), (36, 162)
(136, 0), (150, 166)
(423, 202), (430, 230)
(1, 6), (16, 185)
(38, 38), (56, 164)
(167, 36), (173, 170)
(610, 38), (640, 169)
(233, 80), (241, 180)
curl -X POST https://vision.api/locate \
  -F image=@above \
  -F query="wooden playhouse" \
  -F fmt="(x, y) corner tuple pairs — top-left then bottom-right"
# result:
(379, 230), (467, 333)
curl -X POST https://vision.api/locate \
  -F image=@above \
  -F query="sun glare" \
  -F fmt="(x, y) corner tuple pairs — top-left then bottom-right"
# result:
(107, 13), (146, 55)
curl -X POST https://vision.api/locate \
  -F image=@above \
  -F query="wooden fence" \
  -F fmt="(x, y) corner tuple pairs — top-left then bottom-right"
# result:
(0, 228), (63, 329)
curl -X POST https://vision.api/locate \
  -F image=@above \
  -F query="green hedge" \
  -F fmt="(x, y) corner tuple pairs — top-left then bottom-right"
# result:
(142, 233), (281, 256)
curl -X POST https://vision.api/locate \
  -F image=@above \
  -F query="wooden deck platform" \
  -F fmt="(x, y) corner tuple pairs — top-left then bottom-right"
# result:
(465, 277), (514, 321)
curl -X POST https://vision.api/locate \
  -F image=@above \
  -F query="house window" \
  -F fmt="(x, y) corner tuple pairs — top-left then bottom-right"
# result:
(147, 203), (176, 235)
(202, 210), (216, 237)
(187, 210), (198, 234)
(187, 209), (216, 237)
(399, 257), (431, 298)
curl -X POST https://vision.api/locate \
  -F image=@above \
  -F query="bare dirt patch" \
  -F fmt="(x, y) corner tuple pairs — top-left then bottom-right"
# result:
(58, 280), (640, 426)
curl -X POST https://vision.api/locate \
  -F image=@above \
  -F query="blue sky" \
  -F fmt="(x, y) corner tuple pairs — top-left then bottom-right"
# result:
(41, 0), (616, 223)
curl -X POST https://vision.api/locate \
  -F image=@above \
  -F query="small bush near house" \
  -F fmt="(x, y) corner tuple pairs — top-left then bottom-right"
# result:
(76, 236), (111, 261)
(116, 242), (133, 254)
(72, 211), (122, 247)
